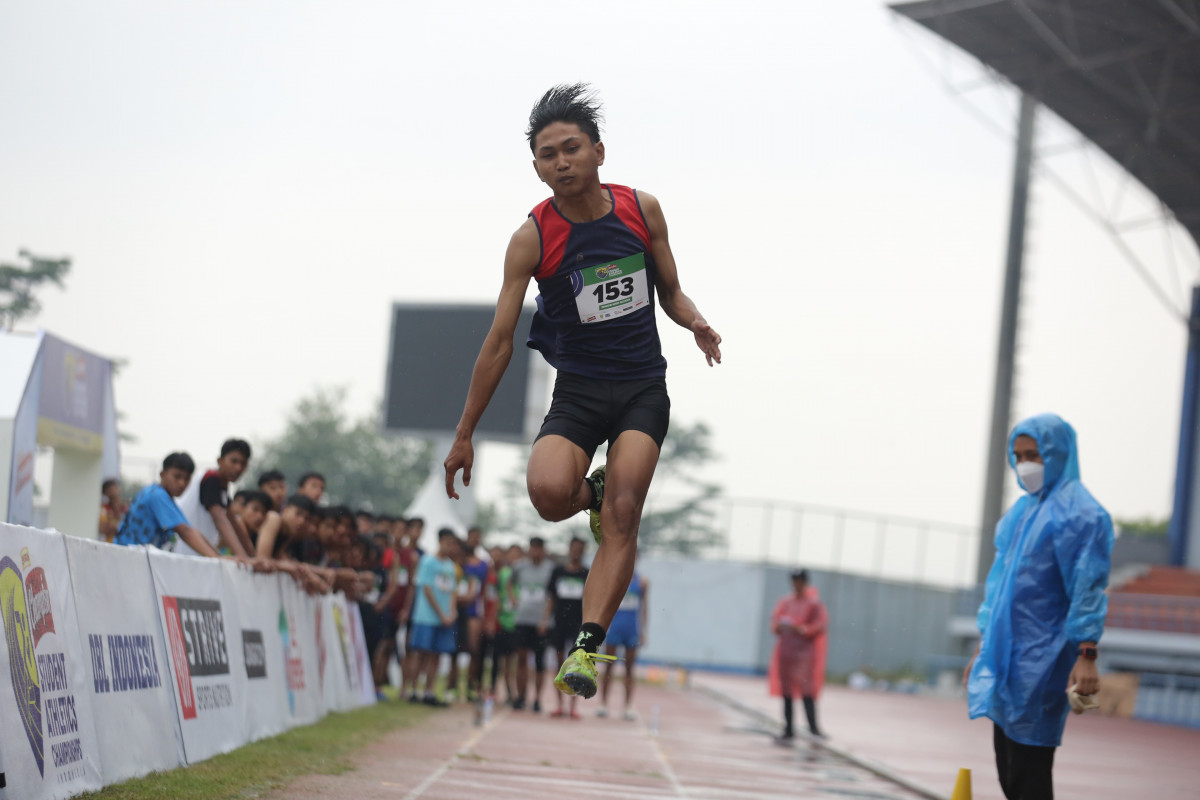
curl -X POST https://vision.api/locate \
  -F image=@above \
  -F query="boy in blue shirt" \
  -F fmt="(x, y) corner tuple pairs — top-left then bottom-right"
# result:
(408, 528), (461, 706)
(115, 453), (220, 557)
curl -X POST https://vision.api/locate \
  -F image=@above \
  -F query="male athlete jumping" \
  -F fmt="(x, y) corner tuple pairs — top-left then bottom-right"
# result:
(444, 84), (721, 698)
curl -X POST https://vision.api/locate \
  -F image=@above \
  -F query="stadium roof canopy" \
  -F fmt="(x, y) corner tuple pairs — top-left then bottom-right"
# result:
(891, 0), (1200, 249)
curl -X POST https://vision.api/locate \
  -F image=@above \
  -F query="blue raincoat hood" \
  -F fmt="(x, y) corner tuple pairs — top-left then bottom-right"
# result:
(967, 413), (1113, 747)
(1010, 413), (1079, 495)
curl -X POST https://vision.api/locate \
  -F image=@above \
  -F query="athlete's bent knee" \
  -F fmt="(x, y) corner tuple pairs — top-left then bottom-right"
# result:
(527, 480), (575, 522)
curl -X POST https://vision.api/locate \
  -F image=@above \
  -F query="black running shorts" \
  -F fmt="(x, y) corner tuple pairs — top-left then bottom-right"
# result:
(535, 372), (670, 459)
(550, 623), (581, 655)
(514, 624), (548, 671)
(493, 628), (516, 657)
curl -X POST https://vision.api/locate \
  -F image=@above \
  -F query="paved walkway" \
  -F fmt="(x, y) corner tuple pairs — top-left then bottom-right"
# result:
(266, 673), (1200, 799)
(695, 673), (1200, 800)
(271, 682), (925, 799)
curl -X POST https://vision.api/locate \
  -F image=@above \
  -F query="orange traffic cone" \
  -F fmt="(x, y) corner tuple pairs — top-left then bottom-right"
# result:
(949, 768), (972, 800)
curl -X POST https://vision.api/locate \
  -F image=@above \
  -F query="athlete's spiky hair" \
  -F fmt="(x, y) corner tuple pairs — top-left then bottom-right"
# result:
(526, 83), (604, 153)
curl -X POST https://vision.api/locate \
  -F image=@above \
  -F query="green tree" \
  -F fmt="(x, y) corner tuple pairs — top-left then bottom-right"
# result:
(0, 249), (71, 330)
(487, 420), (724, 555)
(639, 420), (724, 555)
(255, 386), (433, 513)
(1115, 517), (1169, 537)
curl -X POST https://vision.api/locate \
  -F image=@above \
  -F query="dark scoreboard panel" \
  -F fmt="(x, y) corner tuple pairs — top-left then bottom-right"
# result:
(383, 304), (538, 442)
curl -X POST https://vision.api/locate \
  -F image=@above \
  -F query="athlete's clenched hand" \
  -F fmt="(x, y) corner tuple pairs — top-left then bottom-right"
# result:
(691, 319), (722, 366)
(444, 438), (474, 499)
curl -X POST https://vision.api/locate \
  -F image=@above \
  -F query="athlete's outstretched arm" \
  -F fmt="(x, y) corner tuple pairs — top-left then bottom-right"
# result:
(638, 191), (722, 366)
(444, 219), (540, 499)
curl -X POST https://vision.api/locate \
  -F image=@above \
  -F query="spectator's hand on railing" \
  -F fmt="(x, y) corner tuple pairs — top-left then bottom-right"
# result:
(357, 571), (374, 593)
(297, 565), (331, 595)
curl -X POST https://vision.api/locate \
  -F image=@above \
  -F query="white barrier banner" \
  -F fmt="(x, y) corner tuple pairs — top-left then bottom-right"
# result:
(219, 564), (289, 741)
(316, 593), (344, 711)
(64, 539), (184, 784)
(0, 524), (102, 799)
(278, 581), (323, 725)
(148, 550), (247, 764)
(318, 593), (360, 711)
(346, 597), (376, 708)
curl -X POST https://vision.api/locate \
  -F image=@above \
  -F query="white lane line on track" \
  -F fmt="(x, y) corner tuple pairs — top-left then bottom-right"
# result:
(645, 726), (689, 798)
(431, 773), (678, 798)
(400, 710), (497, 800)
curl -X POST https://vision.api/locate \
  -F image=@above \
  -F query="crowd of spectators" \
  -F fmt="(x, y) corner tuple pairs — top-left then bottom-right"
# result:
(96, 438), (648, 714)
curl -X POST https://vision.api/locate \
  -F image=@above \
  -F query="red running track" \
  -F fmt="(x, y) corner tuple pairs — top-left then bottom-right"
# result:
(696, 672), (1200, 800)
(270, 682), (925, 800)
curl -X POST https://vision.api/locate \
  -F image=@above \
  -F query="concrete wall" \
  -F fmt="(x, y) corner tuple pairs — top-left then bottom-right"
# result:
(639, 558), (957, 676)
(638, 559), (771, 673)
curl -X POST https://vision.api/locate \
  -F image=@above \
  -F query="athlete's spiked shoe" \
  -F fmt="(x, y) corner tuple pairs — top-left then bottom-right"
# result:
(587, 465), (606, 545)
(554, 649), (617, 699)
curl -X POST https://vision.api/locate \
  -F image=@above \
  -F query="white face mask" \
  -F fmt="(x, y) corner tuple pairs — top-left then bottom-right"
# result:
(1016, 461), (1045, 494)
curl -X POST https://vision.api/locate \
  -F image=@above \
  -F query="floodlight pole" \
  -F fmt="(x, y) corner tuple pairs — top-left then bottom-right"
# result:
(1168, 287), (1200, 568)
(978, 92), (1037, 585)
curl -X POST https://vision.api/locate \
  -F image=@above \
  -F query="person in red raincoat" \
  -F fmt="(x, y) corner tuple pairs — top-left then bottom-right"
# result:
(768, 569), (828, 741)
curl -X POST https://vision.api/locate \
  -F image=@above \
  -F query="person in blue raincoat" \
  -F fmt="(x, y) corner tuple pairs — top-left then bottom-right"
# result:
(964, 413), (1113, 800)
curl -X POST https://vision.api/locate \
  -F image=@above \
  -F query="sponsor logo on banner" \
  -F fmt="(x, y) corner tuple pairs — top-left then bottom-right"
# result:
(161, 597), (195, 719)
(331, 602), (356, 691)
(242, 630), (267, 679)
(24, 550), (57, 647)
(278, 609), (305, 716)
(348, 603), (368, 693)
(1, 555), (44, 775)
(13, 450), (35, 500)
(315, 604), (326, 686)
(87, 633), (163, 694)
(67, 350), (89, 421)
(161, 596), (233, 721)
(1, 550), (88, 782)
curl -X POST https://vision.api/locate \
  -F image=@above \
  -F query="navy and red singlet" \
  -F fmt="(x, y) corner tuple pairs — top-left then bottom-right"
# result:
(525, 184), (668, 381)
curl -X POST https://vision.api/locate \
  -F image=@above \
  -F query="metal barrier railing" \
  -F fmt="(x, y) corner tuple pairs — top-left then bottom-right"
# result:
(642, 494), (983, 589)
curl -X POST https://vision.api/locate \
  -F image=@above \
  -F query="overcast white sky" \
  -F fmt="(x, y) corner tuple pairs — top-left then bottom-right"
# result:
(2, 1), (1193, 540)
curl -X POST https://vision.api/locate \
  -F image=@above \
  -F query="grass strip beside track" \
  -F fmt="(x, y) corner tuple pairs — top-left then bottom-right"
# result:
(77, 698), (433, 800)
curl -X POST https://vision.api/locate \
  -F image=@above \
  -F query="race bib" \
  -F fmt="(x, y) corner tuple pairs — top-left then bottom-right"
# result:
(396, 569), (409, 587)
(573, 253), (650, 324)
(618, 593), (640, 611)
(457, 580), (470, 597)
(556, 577), (585, 600)
(434, 574), (455, 593)
(520, 585), (546, 603)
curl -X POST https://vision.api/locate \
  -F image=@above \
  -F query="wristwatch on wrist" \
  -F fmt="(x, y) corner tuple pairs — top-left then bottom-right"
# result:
(1078, 645), (1098, 661)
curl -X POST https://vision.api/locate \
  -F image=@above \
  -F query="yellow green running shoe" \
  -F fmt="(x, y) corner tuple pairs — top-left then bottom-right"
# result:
(553, 649), (617, 699)
(587, 465), (605, 545)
